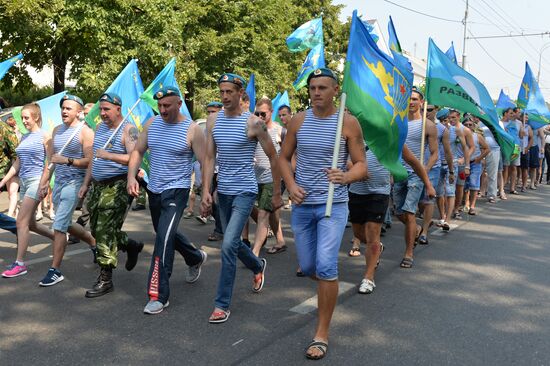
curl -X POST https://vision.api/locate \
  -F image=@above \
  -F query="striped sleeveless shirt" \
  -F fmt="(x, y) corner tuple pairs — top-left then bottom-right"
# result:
(349, 149), (390, 195)
(295, 109), (348, 204)
(92, 121), (129, 181)
(436, 123), (447, 166)
(147, 116), (194, 194)
(448, 125), (463, 161)
(53, 123), (86, 183)
(403, 119), (426, 173)
(471, 132), (481, 160)
(16, 130), (45, 179)
(213, 110), (258, 195)
(254, 123), (281, 184)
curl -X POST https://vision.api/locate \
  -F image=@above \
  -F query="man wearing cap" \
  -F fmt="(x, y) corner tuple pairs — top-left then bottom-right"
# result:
(393, 87), (438, 268)
(279, 68), (366, 360)
(128, 86), (207, 315)
(37, 94), (96, 286)
(201, 73), (282, 324)
(79, 93), (144, 298)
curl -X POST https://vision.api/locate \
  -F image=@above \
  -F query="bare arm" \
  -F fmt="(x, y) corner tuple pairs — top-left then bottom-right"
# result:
(38, 127), (57, 199)
(475, 134), (490, 163)
(403, 144), (435, 198)
(424, 120), (439, 171)
(127, 117), (154, 197)
(200, 112), (218, 216)
(442, 129), (454, 170)
(188, 122), (206, 166)
(463, 127), (474, 166)
(278, 112), (305, 204)
(526, 126), (533, 151)
(0, 158), (20, 189)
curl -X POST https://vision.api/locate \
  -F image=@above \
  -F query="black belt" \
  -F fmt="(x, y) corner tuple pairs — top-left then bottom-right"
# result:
(92, 173), (127, 186)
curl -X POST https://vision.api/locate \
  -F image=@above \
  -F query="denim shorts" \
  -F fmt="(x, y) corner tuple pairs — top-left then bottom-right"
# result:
(291, 202), (348, 280)
(52, 179), (83, 232)
(420, 166), (440, 204)
(465, 162), (482, 190)
(456, 164), (466, 185)
(393, 173), (424, 215)
(436, 166), (448, 197)
(19, 176), (41, 201)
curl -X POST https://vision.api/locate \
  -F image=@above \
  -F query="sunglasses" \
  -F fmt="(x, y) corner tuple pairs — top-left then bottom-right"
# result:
(463, 123), (474, 127)
(427, 108), (434, 112)
(254, 112), (267, 118)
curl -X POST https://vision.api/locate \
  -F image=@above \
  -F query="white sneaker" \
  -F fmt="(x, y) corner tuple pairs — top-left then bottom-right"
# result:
(358, 279), (375, 294)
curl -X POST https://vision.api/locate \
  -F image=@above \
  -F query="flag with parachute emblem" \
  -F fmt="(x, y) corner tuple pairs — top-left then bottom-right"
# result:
(0, 54), (23, 81)
(286, 18), (323, 52)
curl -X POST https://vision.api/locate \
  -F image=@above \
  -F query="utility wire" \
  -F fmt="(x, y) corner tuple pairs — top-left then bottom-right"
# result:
(467, 29), (521, 78)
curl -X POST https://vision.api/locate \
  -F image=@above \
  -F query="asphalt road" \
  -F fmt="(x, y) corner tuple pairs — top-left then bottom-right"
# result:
(0, 186), (549, 365)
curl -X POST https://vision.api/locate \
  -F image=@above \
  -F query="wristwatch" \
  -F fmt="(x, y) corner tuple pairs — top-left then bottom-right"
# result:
(67, 158), (74, 166)
(449, 171), (455, 175)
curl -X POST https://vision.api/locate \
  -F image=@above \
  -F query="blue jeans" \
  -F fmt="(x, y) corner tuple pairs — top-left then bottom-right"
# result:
(420, 166), (440, 204)
(393, 173), (424, 215)
(147, 188), (202, 304)
(215, 192), (262, 310)
(291, 203), (348, 280)
(0, 212), (17, 235)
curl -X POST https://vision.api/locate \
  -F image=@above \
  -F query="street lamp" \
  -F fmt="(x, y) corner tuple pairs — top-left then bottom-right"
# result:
(537, 42), (550, 83)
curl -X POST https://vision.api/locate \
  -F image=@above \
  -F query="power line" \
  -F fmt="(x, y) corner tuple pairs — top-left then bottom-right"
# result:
(467, 29), (521, 78)
(467, 32), (550, 40)
(382, 0), (463, 23)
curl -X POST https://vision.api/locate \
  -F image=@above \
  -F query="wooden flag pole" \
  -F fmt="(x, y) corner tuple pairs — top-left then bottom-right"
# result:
(325, 92), (347, 218)
(94, 98), (142, 161)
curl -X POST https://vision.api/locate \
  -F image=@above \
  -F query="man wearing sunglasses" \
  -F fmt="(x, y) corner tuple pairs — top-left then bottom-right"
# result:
(252, 98), (286, 256)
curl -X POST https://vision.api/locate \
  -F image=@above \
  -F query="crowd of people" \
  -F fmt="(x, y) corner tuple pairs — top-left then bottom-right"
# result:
(1, 68), (549, 361)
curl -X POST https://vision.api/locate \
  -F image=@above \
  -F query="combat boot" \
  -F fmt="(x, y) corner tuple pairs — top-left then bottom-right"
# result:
(85, 267), (113, 298)
(126, 238), (144, 271)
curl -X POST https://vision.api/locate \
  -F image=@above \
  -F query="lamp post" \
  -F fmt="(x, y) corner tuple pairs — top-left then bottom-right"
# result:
(537, 42), (550, 83)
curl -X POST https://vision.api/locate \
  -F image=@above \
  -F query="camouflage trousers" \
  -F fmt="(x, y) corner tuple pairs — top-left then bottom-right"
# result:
(88, 178), (132, 269)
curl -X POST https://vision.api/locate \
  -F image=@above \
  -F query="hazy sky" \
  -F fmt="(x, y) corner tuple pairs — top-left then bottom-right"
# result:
(336, 0), (550, 100)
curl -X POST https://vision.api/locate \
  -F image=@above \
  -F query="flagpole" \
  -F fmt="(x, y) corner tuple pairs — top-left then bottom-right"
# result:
(325, 92), (347, 218)
(47, 120), (86, 170)
(420, 100), (428, 165)
(94, 98), (142, 161)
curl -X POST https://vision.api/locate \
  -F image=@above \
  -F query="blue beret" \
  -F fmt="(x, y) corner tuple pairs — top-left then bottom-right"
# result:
(307, 68), (337, 85)
(207, 101), (223, 108)
(436, 108), (449, 120)
(411, 86), (424, 99)
(99, 92), (122, 106)
(153, 86), (181, 100)
(60, 94), (84, 108)
(217, 73), (247, 89)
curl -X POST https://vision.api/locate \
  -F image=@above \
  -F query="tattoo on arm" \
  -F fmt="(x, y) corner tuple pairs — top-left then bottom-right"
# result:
(128, 127), (139, 143)
(258, 120), (267, 132)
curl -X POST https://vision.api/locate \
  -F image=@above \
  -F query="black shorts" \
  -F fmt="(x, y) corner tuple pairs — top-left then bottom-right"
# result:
(529, 146), (540, 168)
(520, 152), (530, 169)
(348, 193), (390, 224)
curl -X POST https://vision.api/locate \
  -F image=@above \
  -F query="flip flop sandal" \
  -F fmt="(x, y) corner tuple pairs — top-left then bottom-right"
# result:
(348, 247), (361, 257)
(305, 340), (328, 360)
(267, 245), (287, 254)
(400, 257), (414, 268)
(209, 309), (231, 324)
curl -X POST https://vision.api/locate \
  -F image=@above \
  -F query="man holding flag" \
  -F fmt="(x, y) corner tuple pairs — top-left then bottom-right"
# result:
(79, 93), (144, 298)
(128, 86), (207, 315)
(279, 68), (366, 360)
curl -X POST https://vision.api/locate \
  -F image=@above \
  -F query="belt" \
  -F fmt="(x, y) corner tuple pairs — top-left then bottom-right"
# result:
(92, 173), (127, 186)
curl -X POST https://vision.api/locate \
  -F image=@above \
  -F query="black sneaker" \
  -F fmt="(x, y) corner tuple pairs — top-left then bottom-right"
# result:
(132, 204), (146, 211)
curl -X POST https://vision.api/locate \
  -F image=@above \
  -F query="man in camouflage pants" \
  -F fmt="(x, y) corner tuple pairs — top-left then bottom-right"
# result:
(78, 93), (144, 298)
(0, 118), (19, 216)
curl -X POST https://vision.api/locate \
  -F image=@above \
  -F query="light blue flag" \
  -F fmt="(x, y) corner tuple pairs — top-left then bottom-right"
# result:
(0, 54), (23, 81)
(272, 90), (290, 123)
(425, 38), (517, 160)
(86, 59), (154, 131)
(286, 17), (323, 52)
(495, 89), (516, 116)
(141, 57), (191, 119)
(517, 62), (550, 129)
(387, 16), (401, 53)
(293, 43), (325, 91)
(445, 42), (458, 64)
(246, 73), (256, 113)
(12, 91), (67, 135)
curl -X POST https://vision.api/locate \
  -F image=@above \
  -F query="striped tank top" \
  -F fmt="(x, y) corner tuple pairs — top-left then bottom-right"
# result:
(147, 116), (194, 194)
(16, 130), (45, 179)
(349, 149), (391, 195)
(436, 123), (447, 166)
(403, 119), (426, 173)
(449, 125), (464, 160)
(92, 121), (129, 181)
(295, 109), (348, 204)
(471, 132), (481, 160)
(213, 110), (258, 195)
(53, 123), (85, 183)
(254, 124), (281, 184)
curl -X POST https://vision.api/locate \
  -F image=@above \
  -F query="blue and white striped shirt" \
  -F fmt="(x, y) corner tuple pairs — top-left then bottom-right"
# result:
(16, 131), (45, 179)
(254, 124), (281, 184)
(403, 119), (426, 173)
(471, 132), (481, 160)
(147, 116), (194, 194)
(436, 122), (447, 166)
(349, 149), (390, 195)
(295, 109), (348, 204)
(53, 123), (86, 184)
(92, 121), (129, 181)
(213, 110), (258, 195)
